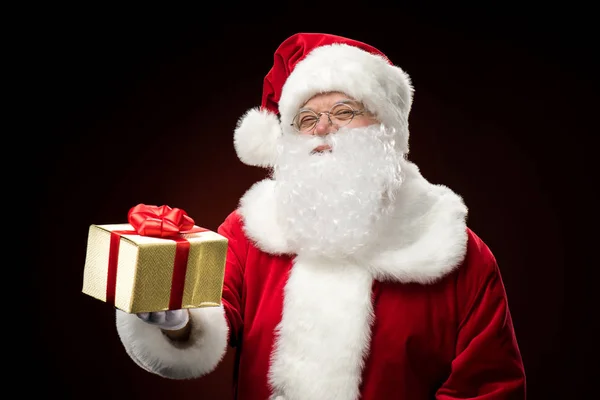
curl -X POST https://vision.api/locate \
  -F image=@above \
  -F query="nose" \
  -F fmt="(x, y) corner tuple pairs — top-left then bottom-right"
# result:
(313, 113), (336, 136)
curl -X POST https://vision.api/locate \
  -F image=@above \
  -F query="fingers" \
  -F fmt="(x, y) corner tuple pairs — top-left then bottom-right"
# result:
(136, 309), (189, 330)
(165, 309), (186, 324)
(163, 309), (189, 330)
(137, 312), (150, 321)
(136, 311), (167, 325)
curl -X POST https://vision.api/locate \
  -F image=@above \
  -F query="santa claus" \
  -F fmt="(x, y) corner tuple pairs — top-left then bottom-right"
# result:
(115, 33), (526, 399)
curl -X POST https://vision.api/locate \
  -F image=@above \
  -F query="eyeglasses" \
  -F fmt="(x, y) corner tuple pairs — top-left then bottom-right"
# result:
(291, 102), (369, 133)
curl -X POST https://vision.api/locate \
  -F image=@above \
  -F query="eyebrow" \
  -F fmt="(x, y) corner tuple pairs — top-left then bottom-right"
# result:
(300, 99), (360, 112)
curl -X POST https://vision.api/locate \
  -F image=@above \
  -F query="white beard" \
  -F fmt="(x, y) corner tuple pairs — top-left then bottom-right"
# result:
(272, 124), (406, 259)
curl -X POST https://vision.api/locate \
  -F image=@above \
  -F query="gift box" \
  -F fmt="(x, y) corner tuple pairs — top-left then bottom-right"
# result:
(82, 204), (228, 313)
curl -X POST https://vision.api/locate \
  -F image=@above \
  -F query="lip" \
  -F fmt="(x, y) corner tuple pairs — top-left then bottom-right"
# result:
(311, 144), (332, 154)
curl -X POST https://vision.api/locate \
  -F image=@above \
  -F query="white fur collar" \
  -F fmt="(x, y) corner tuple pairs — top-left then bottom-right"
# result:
(268, 256), (374, 400)
(238, 161), (468, 284)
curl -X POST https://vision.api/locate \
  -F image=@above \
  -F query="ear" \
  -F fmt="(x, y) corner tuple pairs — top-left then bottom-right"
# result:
(234, 107), (282, 168)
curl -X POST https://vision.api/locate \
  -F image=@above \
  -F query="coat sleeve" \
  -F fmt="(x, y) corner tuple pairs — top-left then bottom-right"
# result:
(436, 231), (526, 399)
(217, 210), (247, 348)
(114, 210), (247, 380)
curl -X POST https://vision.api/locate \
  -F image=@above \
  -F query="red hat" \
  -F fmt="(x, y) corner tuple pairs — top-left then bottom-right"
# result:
(234, 32), (414, 168)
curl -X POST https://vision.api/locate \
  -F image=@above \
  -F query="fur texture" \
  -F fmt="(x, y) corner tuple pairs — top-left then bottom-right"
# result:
(268, 256), (374, 400)
(238, 179), (290, 255)
(115, 306), (229, 379)
(364, 162), (469, 284)
(234, 107), (282, 168)
(239, 160), (468, 284)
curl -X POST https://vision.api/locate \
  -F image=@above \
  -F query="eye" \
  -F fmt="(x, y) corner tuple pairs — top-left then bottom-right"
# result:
(299, 116), (317, 129)
(331, 104), (355, 120)
(299, 115), (317, 123)
(294, 111), (318, 130)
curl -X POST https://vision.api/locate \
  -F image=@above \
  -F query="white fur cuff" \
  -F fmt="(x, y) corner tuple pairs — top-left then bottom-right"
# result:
(115, 306), (229, 379)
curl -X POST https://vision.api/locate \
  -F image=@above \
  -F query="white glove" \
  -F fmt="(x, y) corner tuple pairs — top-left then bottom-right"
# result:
(136, 309), (190, 331)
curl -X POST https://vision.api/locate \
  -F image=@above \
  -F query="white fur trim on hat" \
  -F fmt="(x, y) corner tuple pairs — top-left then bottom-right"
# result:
(234, 107), (282, 168)
(279, 43), (414, 154)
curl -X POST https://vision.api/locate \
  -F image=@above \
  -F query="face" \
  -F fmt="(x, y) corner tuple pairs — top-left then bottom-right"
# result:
(295, 92), (379, 152)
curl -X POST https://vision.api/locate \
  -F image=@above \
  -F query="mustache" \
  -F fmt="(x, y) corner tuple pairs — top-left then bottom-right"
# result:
(297, 134), (330, 148)
(278, 125), (364, 153)
(276, 124), (399, 165)
(276, 134), (331, 158)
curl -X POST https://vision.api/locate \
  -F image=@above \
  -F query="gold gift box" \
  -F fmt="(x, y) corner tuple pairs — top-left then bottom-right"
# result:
(82, 223), (228, 313)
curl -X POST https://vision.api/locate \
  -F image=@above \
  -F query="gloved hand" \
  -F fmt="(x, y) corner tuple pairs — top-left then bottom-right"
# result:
(136, 309), (190, 331)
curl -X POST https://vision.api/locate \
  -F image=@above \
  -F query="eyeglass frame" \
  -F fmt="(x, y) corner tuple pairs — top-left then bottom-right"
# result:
(290, 101), (371, 133)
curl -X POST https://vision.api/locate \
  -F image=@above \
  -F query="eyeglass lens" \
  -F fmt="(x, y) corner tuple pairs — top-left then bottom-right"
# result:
(293, 103), (357, 133)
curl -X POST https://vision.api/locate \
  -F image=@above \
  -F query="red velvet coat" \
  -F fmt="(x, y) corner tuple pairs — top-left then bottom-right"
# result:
(219, 211), (525, 400)
(116, 163), (526, 400)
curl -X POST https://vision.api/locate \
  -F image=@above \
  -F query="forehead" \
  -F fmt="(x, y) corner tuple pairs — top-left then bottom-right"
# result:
(301, 91), (358, 109)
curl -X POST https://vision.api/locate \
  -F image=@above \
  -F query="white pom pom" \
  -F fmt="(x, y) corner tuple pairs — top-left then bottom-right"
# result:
(234, 107), (282, 168)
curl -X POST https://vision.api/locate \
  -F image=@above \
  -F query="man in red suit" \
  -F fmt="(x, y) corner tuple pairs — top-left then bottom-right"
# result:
(115, 32), (526, 399)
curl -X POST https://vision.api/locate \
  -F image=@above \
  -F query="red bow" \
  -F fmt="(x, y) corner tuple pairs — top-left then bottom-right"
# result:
(128, 204), (196, 238)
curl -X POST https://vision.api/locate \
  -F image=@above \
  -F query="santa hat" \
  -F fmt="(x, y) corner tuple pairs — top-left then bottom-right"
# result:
(234, 32), (414, 168)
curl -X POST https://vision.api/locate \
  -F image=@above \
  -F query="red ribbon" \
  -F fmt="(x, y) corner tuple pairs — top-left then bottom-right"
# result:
(106, 204), (207, 310)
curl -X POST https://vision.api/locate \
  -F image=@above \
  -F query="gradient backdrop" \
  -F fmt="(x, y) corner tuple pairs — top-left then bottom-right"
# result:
(29, 7), (592, 400)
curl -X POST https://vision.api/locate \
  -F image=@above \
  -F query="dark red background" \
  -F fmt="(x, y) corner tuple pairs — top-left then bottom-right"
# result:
(26, 6), (592, 400)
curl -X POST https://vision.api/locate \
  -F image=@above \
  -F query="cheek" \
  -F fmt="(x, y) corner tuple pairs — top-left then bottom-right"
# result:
(348, 118), (377, 128)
